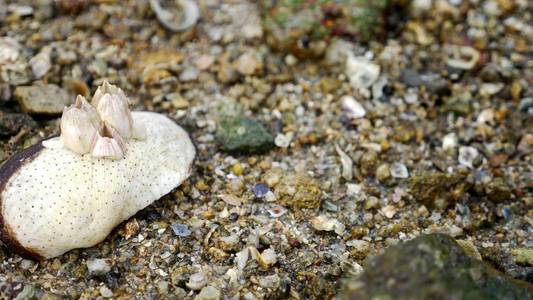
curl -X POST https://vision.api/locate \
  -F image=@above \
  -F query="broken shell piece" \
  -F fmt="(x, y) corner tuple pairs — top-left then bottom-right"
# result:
(149, 0), (200, 32)
(311, 215), (345, 235)
(0, 112), (195, 259)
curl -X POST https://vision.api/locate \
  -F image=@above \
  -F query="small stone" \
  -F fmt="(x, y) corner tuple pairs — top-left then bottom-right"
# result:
(311, 215), (345, 235)
(381, 205), (397, 219)
(216, 116), (274, 154)
(346, 55), (380, 89)
(179, 67), (199, 82)
(258, 274), (280, 289)
(234, 52), (263, 76)
(274, 132), (293, 148)
(231, 163), (244, 176)
(364, 197), (379, 210)
(518, 98), (532, 114)
(341, 95), (366, 119)
(99, 286), (113, 298)
(376, 164), (391, 182)
(510, 248), (533, 266)
(29, 48), (52, 79)
(170, 223), (192, 237)
(252, 183), (270, 199)
(458, 146), (480, 169)
(86, 258), (111, 276)
(390, 162), (409, 179)
(517, 133), (533, 154)
(196, 55), (215, 70)
(259, 248), (277, 267)
(14, 84), (73, 115)
(187, 272), (208, 290)
(484, 178), (512, 202)
(195, 286), (220, 300)
(0, 37), (21, 64)
(275, 172), (321, 209)
(442, 133), (458, 150)
(410, 171), (472, 209)
(456, 240), (482, 261)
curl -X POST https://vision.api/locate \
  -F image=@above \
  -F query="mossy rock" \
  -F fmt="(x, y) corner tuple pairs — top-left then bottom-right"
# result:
(260, 0), (389, 58)
(216, 116), (274, 154)
(341, 234), (533, 300)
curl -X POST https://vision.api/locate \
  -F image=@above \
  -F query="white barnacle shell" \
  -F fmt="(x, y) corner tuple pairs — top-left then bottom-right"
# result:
(0, 83), (195, 259)
(90, 122), (127, 160)
(60, 96), (100, 155)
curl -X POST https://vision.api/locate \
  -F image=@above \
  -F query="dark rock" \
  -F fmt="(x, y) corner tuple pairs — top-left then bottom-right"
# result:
(0, 112), (38, 136)
(216, 116), (274, 154)
(342, 234), (533, 300)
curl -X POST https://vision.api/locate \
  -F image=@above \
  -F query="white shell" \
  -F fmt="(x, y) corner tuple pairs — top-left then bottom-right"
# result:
(0, 112), (195, 258)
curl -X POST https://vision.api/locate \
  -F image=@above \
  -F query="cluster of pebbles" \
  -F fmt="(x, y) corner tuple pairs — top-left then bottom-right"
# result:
(0, 0), (531, 299)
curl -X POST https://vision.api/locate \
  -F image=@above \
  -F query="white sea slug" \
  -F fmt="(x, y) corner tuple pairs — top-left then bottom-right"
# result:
(0, 82), (195, 259)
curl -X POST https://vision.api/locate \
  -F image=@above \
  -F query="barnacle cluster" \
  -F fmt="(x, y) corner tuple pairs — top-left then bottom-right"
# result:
(61, 81), (146, 159)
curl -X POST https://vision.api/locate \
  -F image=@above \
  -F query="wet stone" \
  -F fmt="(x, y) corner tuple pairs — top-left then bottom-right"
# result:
(216, 116), (274, 154)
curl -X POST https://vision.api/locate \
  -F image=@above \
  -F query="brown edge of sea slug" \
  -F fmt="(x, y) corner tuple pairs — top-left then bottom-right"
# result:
(0, 141), (46, 260)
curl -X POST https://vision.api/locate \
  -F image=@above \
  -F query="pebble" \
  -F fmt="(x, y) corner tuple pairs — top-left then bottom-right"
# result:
(195, 286), (221, 300)
(341, 95), (366, 119)
(517, 134), (532, 154)
(86, 258), (111, 276)
(99, 285), (113, 298)
(311, 215), (345, 235)
(216, 116), (274, 154)
(390, 162), (409, 179)
(170, 223), (192, 237)
(0, 37), (21, 64)
(187, 272), (208, 290)
(29, 48), (52, 79)
(346, 55), (380, 89)
(14, 84), (73, 115)
(258, 274), (280, 289)
(234, 52), (262, 76)
(376, 164), (391, 182)
(274, 132), (293, 148)
(179, 67), (199, 82)
(458, 146), (480, 169)
(442, 133), (458, 150)
(510, 248), (533, 266)
(252, 183), (270, 199)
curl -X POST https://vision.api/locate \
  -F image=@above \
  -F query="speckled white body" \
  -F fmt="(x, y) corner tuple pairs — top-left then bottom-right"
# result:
(1, 112), (195, 258)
